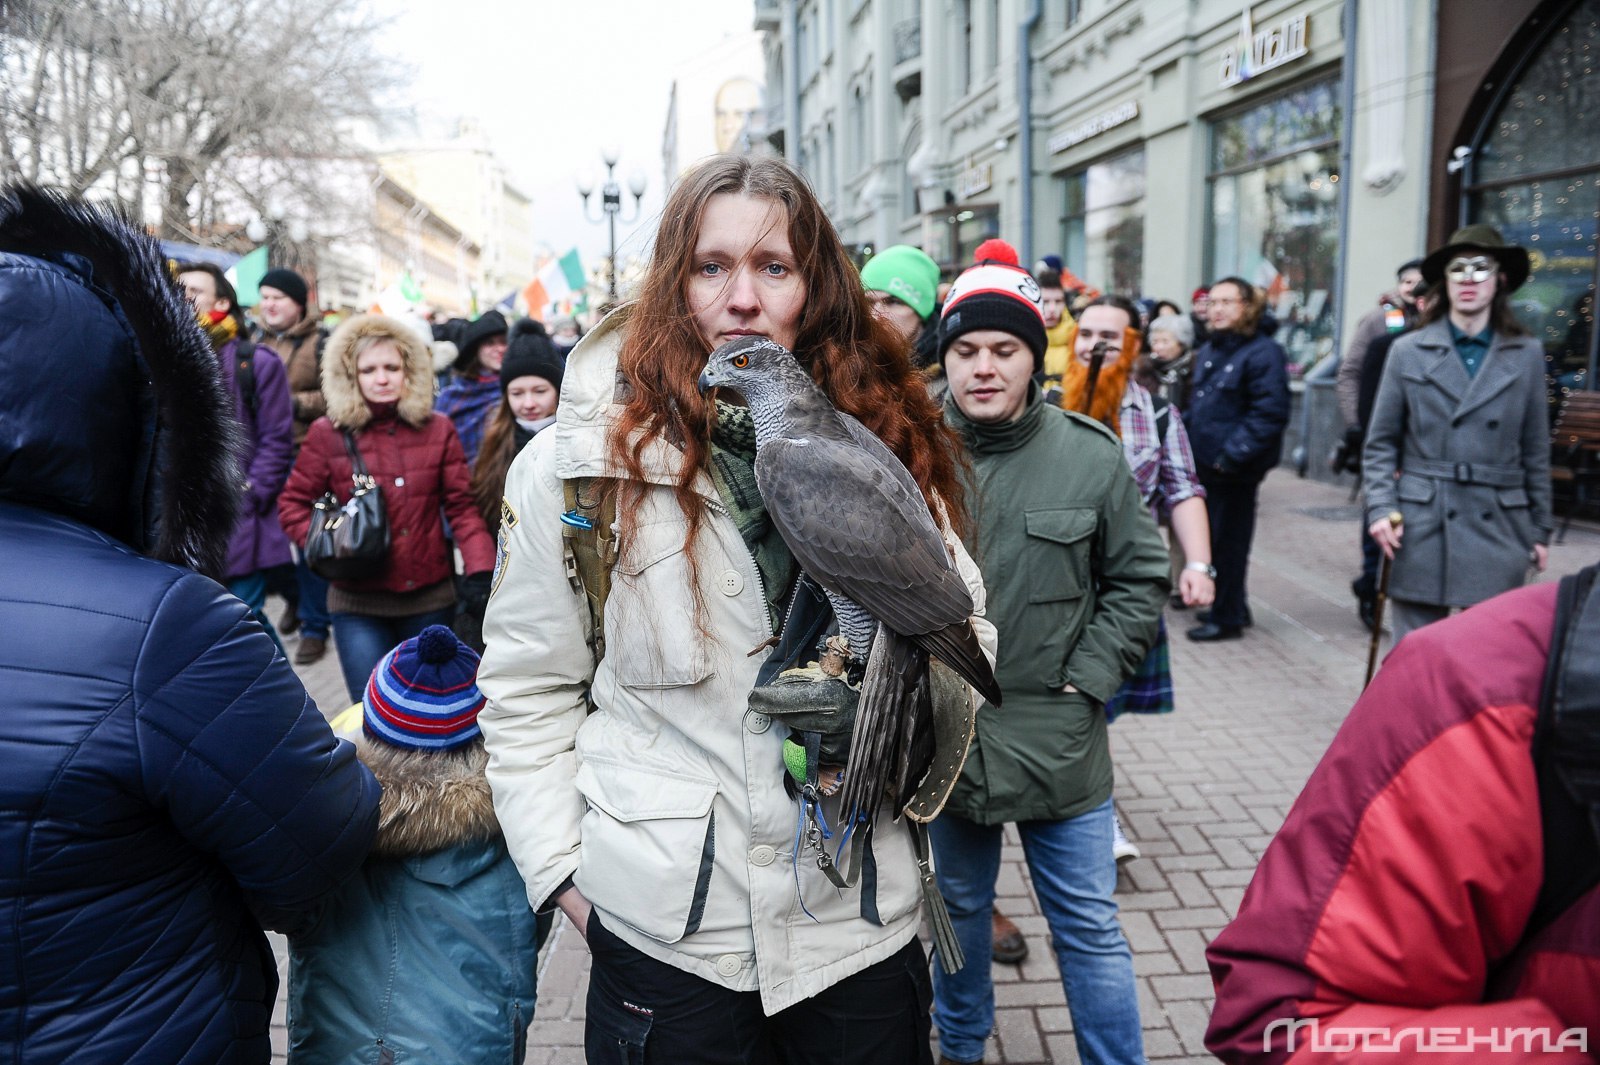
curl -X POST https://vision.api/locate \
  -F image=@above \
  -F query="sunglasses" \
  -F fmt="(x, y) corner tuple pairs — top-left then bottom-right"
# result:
(1445, 256), (1496, 284)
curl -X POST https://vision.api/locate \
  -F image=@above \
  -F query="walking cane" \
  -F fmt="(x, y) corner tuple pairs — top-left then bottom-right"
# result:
(1363, 512), (1404, 689)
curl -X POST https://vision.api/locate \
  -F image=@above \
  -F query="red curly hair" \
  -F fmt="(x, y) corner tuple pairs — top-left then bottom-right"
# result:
(605, 154), (967, 571)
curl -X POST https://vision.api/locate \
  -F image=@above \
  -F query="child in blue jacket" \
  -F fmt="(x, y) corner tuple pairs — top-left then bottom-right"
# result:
(288, 626), (547, 1064)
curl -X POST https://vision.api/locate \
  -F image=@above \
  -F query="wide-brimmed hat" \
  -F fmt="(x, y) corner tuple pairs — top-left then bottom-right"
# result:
(1421, 224), (1530, 293)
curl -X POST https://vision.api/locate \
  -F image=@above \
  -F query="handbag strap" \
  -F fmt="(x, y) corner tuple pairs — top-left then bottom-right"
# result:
(341, 429), (373, 484)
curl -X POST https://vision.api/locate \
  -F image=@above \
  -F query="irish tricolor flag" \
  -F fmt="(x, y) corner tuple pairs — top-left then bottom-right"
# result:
(523, 249), (585, 315)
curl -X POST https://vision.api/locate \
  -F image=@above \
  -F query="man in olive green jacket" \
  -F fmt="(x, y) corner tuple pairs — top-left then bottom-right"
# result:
(930, 248), (1170, 1065)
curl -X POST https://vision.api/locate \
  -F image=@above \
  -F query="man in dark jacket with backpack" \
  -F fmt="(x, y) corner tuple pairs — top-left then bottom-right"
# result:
(0, 185), (380, 1065)
(1184, 276), (1291, 641)
(178, 260), (296, 653)
(255, 265), (333, 663)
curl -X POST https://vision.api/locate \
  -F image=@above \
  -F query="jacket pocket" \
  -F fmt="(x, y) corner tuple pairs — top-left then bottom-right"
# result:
(606, 521), (714, 688)
(1396, 474), (1435, 504)
(1496, 486), (1530, 509)
(1023, 508), (1096, 603)
(575, 758), (718, 945)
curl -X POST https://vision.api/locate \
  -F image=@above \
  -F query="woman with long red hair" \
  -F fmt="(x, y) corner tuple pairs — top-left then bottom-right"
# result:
(478, 154), (993, 1063)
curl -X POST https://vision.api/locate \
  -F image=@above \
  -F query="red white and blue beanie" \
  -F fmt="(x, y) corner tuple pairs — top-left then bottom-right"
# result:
(939, 239), (1047, 366)
(363, 625), (486, 752)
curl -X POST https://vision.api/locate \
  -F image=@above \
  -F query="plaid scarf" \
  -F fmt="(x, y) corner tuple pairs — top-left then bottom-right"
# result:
(199, 310), (238, 351)
(709, 402), (795, 629)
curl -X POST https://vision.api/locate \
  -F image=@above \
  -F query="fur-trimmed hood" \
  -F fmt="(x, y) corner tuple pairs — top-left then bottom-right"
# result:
(358, 738), (499, 858)
(0, 184), (242, 577)
(320, 313), (436, 431)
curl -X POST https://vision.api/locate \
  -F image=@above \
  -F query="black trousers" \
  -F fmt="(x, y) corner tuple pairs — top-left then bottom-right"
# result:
(1199, 472), (1262, 630)
(585, 912), (934, 1065)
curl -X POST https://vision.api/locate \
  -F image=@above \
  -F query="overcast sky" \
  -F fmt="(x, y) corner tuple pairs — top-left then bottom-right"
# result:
(384, 0), (757, 274)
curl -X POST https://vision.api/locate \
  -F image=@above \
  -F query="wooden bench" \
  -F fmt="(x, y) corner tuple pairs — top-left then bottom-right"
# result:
(1551, 390), (1600, 542)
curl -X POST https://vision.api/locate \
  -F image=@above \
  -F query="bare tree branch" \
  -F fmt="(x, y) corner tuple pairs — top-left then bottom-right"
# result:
(0, 0), (408, 243)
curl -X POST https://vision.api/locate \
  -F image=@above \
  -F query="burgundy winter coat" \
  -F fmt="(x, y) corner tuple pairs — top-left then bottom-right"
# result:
(279, 409), (494, 594)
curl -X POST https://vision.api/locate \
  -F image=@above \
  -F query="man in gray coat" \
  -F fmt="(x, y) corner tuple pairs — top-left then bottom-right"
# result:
(1362, 225), (1551, 642)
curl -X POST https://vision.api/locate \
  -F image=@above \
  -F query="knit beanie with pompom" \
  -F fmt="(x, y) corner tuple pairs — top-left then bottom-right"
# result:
(938, 239), (1047, 369)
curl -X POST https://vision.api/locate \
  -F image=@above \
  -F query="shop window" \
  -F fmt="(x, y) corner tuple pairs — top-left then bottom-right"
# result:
(1207, 78), (1341, 375)
(1465, 0), (1600, 398)
(1059, 145), (1146, 297)
(936, 205), (998, 273)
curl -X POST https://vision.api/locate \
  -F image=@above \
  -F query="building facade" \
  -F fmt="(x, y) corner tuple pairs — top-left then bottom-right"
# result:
(316, 166), (483, 317)
(760, 0), (1600, 479)
(379, 121), (537, 310)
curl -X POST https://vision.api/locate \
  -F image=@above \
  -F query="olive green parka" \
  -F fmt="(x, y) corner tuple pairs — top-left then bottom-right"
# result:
(945, 389), (1170, 824)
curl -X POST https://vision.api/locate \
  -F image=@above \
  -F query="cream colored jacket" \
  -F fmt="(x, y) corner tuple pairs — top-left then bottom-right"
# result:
(478, 315), (995, 1014)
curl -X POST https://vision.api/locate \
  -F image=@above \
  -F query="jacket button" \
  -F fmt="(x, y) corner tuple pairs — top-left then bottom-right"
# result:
(1446, 509), (1457, 520)
(749, 844), (776, 867)
(746, 711), (772, 734)
(719, 570), (743, 596)
(1487, 420), (1499, 430)
(406, 580), (415, 588)
(716, 954), (743, 977)
(1481, 511), (1493, 521)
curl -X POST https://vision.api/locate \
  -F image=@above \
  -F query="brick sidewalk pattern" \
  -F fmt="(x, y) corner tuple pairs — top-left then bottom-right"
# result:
(269, 472), (1600, 1063)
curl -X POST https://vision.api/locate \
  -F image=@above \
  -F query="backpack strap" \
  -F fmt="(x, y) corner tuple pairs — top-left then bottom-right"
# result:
(235, 339), (258, 417)
(1529, 562), (1600, 938)
(561, 477), (618, 663)
(1152, 392), (1171, 443)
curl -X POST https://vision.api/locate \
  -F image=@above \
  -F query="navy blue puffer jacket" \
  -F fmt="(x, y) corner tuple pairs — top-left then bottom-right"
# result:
(1185, 325), (1292, 480)
(0, 187), (380, 1065)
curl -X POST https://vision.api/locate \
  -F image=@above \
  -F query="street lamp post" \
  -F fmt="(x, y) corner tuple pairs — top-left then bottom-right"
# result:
(577, 146), (647, 301)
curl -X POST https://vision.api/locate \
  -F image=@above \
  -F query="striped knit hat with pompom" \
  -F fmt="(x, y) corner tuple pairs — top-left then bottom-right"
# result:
(363, 625), (486, 751)
(939, 238), (1047, 369)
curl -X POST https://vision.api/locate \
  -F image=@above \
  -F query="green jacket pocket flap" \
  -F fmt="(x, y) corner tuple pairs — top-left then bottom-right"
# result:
(1024, 507), (1097, 546)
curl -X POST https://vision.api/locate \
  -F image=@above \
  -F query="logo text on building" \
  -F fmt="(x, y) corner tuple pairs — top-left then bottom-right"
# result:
(1048, 101), (1140, 155)
(956, 162), (993, 199)
(1220, 8), (1309, 87)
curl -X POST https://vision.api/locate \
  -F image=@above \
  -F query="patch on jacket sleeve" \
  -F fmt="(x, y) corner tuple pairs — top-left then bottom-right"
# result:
(491, 499), (518, 597)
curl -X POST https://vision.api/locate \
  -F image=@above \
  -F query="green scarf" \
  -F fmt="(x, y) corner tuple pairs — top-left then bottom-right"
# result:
(709, 402), (795, 629)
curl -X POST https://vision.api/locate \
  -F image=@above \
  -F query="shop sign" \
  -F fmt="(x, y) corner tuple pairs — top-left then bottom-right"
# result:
(1048, 101), (1140, 155)
(1220, 7), (1309, 88)
(956, 162), (993, 199)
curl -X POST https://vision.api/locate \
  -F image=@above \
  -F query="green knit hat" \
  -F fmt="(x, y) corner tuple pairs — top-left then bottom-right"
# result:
(860, 244), (940, 321)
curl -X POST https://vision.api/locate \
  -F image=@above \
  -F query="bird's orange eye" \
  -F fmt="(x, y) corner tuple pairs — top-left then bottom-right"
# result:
(731, 353), (749, 368)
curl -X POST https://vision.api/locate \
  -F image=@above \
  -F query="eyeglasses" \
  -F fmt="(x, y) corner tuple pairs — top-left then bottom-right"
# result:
(1445, 256), (1496, 284)
(1208, 296), (1243, 306)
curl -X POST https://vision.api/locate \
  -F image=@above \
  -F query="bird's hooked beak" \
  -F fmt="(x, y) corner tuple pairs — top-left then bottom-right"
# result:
(699, 335), (767, 396)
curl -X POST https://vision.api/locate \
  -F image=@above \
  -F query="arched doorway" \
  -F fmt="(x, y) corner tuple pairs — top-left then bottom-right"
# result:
(1460, 0), (1600, 397)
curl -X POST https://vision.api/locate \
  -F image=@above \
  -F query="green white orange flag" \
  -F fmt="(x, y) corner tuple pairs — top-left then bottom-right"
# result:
(523, 248), (585, 315)
(226, 245), (269, 306)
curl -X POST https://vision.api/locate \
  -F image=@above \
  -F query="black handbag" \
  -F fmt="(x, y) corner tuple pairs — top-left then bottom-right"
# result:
(305, 430), (390, 581)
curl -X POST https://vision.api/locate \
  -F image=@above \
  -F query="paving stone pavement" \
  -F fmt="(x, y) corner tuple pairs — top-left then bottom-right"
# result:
(268, 471), (1600, 1064)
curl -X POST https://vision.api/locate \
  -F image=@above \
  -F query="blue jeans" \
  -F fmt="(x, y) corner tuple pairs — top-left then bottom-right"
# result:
(227, 571), (286, 659)
(930, 800), (1145, 1065)
(331, 608), (456, 702)
(294, 554), (331, 640)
